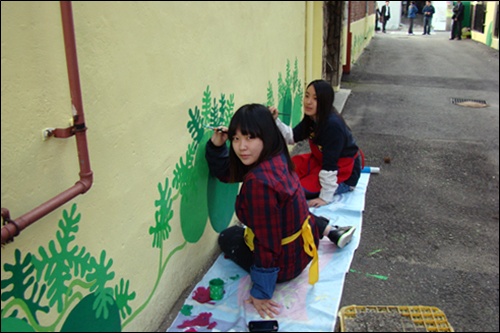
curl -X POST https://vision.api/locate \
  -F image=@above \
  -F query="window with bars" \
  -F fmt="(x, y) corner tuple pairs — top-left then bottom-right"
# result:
(473, 2), (486, 33)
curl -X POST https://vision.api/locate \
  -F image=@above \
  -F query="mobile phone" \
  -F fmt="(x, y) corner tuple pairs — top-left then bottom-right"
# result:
(248, 320), (279, 332)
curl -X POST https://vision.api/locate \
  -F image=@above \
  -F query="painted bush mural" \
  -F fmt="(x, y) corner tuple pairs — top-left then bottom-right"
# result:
(267, 59), (304, 128)
(1, 61), (302, 331)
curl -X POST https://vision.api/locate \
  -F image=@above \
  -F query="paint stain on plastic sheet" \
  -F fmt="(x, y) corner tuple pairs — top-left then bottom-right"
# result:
(229, 274), (241, 281)
(177, 312), (217, 330)
(192, 286), (215, 304)
(180, 304), (194, 316)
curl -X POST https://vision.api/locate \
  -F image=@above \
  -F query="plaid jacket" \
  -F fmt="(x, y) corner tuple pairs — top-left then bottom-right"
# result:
(206, 140), (320, 298)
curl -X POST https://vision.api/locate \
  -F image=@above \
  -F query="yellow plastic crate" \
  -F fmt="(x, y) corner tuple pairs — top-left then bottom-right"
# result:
(338, 305), (454, 332)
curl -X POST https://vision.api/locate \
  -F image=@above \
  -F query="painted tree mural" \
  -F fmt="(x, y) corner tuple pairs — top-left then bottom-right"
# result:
(267, 58), (304, 128)
(2, 62), (301, 331)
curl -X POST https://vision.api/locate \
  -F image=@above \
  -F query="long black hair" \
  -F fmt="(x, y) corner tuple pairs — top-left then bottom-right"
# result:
(227, 103), (294, 182)
(302, 80), (350, 141)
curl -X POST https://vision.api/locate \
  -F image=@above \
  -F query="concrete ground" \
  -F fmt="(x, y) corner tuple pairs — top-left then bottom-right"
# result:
(337, 28), (499, 332)
(158, 24), (499, 332)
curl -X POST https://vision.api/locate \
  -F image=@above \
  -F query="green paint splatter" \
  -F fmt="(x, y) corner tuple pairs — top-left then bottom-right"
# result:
(368, 249), (383, 256)
(229, 274), (240, 281)
(365, 273), (389, 281)
(180, 304), (193, 316)
(350, 269), (388, 280)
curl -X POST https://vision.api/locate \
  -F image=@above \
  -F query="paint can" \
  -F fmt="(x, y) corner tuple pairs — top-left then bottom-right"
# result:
(209, 278), (224, 300)
(361, 166), (380, 174)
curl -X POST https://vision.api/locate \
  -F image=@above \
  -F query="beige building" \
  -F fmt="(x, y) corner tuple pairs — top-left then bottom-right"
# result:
(1, 2), (375, 331)
(470, 1), (499, 50)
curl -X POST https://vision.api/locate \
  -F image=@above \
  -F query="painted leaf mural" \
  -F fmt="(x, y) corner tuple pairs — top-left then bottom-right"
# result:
(179, 132), (210, 243)
(0, 204), (138, 332)
(0, 317), (36, 332)
(207, 173), (238, 233)
(268, 58), (303, 128)
(1, 68), (305, 330)
(60, 292), (121, 332)
(205, 92), (238, 232)
(175, 86), (238, 243)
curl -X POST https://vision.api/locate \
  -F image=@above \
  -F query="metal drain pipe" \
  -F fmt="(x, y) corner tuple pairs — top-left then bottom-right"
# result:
(1, 1), (93, 244)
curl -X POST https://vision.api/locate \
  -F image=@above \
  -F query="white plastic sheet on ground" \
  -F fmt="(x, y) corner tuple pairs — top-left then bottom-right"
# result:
(167, 173), (371, 332)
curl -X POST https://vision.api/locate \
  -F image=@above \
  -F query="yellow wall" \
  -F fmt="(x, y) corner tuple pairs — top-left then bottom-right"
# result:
(1, 2), (308, 331)
(305, 1), (324, 84)
(347, 15), (375, 67)
(471, 1), (499, 50)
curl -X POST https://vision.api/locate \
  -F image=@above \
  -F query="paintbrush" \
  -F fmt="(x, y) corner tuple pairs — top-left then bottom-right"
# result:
(204, 125), (228, 133)
(262, 103), (290, 116)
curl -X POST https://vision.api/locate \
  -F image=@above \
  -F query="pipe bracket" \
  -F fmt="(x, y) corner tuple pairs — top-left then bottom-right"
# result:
(2, 211), (20, 244)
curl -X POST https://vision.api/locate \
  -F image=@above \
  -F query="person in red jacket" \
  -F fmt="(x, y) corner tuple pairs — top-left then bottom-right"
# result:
(205, 104), (355, 319)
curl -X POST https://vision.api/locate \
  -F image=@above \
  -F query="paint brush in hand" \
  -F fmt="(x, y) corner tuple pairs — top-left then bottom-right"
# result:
(204, 125), (228, 133)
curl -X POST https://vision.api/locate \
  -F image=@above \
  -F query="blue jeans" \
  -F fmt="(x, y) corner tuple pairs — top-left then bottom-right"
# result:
(304, 182), (353, 199)
(408, 18), (415, 34)
(423, 17), (432, 34)
(335, 182), (353, 195)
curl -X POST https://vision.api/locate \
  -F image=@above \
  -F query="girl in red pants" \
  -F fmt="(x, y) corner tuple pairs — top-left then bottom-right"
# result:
(270, 80), (363, 208)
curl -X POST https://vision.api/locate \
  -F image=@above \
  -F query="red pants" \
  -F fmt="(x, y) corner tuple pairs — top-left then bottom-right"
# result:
(292, 153), (357, 196)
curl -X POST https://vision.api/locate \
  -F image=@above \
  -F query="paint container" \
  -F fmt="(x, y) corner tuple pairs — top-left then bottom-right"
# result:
(361, 166), (380, 174)
(209, 278), (224, 300)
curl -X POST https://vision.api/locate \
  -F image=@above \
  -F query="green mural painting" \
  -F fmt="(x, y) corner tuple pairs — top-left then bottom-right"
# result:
(485, 22), (493, 47)
(173, 86), (239, 241)
(267, 58), (303, 128)
(352, 33), (366, 61)
(2, 63), (301, 331)
(1, 204), (130, 332)
(1, 86), (238, 332)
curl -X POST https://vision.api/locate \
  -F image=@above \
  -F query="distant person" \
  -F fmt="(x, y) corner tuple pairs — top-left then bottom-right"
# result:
(380, 1), (391, 33)
(422, 1), (435, 35)
(407, 1), (418, 35)
(450, 1), (465, 40)
(375, 2), (381, 32)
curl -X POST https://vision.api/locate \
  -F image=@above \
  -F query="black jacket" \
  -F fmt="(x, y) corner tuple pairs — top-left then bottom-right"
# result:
(380, 4), (391, 20)
(452, 2), (465, 21)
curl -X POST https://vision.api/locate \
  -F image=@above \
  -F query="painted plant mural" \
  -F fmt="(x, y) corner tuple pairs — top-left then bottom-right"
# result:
(1, 61), (301, 331)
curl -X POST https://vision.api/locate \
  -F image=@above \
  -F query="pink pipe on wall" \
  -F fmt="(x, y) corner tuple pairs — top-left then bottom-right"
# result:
(1, 1), (93, 244)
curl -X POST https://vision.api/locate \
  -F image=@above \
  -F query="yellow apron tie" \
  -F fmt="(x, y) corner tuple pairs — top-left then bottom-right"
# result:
(243, 216), (319, 284)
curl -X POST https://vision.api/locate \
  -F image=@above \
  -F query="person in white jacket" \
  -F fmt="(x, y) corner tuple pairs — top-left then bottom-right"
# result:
(270, 80), (363, 208)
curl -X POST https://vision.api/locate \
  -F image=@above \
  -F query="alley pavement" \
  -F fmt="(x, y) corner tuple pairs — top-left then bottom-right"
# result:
(338, 29), (499, 332)
(158, 28), (499, 332)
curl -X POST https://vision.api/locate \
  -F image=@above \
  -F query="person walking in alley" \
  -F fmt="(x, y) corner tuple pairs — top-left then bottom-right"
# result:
(422, 1), (435, 35)
(380, 1), (391, 33)
(450, 1), (465, 40)
(375, 2), (381, 32)
(407, 1), (418, 35)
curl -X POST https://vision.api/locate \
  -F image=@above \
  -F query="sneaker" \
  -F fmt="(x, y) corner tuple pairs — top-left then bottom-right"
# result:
(327, 226), (356, 248)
